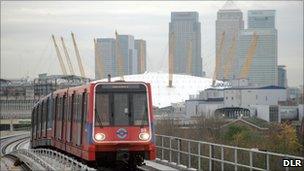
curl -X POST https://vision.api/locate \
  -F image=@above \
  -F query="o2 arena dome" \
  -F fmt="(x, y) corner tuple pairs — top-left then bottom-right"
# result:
(102, 72), (224, 108)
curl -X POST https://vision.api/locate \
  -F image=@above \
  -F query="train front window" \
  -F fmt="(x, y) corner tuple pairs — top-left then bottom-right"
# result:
(133, 94), (148, 126)
(95, 94), (110, 126)
(113, 93), (129, 125)
(95, 85), (149, 127)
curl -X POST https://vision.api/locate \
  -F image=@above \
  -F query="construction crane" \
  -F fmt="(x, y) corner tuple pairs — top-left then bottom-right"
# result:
(223, 34), (237, 80)
(115, 30), (124, 79)
(186, 39), (193, 75)
(212, 31), (225, 86)
(51, 35), (67, 75)
(60, 37), (75, 75)
(168, 31), (175, 87)
(71, 32), (86, 78)
(239, 32), (259, 79)
(94, 38), (104, 79)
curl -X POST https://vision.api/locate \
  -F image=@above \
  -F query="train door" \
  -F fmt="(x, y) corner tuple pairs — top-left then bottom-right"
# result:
(32, 107), (35, 141)
(80, 91), (87, 147)
(44, 98), (48, 138)
(67, 92), (75, 143)
(53, 96), (58, 139)
(72, 94), (78, 145)
(35, 104), (39, 140)
(62, 94), (67, 150)
(76, 94), (83, 146)
(56, 96), (62, 140)
(42, 101), (46, 138)
(40, 102), (44, 139)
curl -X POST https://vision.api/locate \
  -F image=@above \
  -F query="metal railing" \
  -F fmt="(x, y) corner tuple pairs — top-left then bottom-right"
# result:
(156, 134), (304, 171)
(12, 149), (96, 171)
(33, 148), (96, 171)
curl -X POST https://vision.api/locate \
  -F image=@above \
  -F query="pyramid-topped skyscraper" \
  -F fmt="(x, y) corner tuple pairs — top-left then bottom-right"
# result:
(215, 1), (244, 80)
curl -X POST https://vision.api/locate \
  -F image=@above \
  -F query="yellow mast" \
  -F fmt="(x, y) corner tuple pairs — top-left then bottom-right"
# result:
(94, 39), (104, 79)
(51, 35), (67, 75)
(71, 32), (86, 77)
(239, 32), (259, 79)
(168, 31), (175, 87)
(223, 34), (237, 80)
(60, 37), (75, 75)
(187, 39), (193, 75)
(212, 31), (225, 86)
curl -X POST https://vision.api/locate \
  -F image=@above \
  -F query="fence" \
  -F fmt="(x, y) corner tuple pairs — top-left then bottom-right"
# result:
(156, 134), (304, 171)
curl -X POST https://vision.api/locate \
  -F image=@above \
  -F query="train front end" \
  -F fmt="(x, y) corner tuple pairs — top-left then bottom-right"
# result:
(92, 82), (156, 166)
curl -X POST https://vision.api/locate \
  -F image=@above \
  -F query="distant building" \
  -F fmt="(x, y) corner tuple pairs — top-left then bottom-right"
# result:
(95, 35), (146, 79)
(287, 87), (301, 99)
(117, 35), (138, 75)
(278, 65), (287, 88)
(235, 10), (278, 86)
(248, 10), (275, 29)
(224, 86), (287, 108)
(134, 39), (147, 73)
(169, 11), (202, 77)
(186, 85), (287, 119)
(0, 74), (90, 119)
(215, 3), (244, 80)
(95, 38), (116, 79)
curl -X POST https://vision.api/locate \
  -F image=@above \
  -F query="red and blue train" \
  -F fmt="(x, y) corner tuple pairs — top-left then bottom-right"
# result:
(30, 80), (156, 167)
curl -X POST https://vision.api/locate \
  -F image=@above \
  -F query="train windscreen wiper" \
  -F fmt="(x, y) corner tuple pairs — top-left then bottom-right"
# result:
(94, 108), (103, 128)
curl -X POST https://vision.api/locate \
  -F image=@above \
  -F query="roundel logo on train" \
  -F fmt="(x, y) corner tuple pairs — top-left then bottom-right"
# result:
(116, 128), (128, 139)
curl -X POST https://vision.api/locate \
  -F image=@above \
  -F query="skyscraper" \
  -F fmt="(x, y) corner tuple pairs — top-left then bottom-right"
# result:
(95, 38), (116, 79)
(248, 10), (275, 29)
(236, 10), (277, 86)
(117, 35), (137, 75)
(95, 35), (144, 79)
(215, 2), (244, 80)
(169, 12), (202, 77)
(278, 65), (287, 88)
(134, 39), (147, 74)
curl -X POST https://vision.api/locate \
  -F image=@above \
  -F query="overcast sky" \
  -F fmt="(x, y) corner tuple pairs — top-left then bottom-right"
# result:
(1, 1), (303, 87)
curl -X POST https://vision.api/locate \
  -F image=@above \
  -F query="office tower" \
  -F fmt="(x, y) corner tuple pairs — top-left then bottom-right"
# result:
(248, 10), (275, 29)
(236, 10), (277, 86)
(134, 39), (146, 74)
(95, 38), (116, 79)
(117, 35), (137, 75)
(278, 65), (287, 88)
(169, 12), (202, 77)
(215, 3), (244, 80)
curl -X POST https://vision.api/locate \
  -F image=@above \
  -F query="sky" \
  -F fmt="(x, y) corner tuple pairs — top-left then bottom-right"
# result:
(1, 1), (303, 87)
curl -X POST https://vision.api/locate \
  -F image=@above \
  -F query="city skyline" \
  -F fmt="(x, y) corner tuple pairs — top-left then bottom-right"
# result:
(1, 1), (303, 87)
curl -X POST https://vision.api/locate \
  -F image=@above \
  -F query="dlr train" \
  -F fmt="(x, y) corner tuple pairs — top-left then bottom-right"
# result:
(30, 80), (156, 167)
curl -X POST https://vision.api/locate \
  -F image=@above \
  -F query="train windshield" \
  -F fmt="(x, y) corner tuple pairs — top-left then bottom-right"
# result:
(95, 84), (149, 127)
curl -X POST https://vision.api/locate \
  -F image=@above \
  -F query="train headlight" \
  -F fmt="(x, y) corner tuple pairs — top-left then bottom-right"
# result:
(139, 133), (150, 141)
(95, 133), (105, 141)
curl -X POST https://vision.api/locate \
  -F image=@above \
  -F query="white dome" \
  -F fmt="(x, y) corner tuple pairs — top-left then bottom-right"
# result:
(101, 72), (224, 108)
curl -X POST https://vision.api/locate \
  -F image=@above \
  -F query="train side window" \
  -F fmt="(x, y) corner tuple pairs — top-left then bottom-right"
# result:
(76, 94), (83, 145)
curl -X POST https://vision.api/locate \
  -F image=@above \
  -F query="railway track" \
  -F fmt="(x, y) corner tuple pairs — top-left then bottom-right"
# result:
(1, 135), (29, 155)
(0, 133), (177, 171)
(0, 133), (31, 170)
